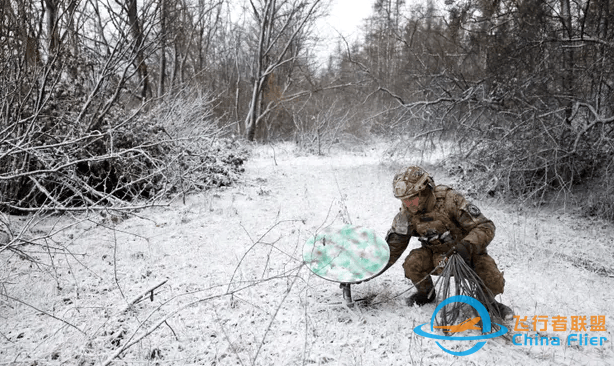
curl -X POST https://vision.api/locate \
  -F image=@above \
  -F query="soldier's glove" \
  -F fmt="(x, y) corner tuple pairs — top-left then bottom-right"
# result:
(454, 241), (473, 267)
(439, 231), (454, 245)
(419, 230), (455, 247)
(418, 229), (440, 246)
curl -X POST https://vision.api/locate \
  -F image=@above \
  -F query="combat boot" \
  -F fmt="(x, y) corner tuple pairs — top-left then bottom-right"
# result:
(493, 301), (514, 321)
(406, 290), (435, 306)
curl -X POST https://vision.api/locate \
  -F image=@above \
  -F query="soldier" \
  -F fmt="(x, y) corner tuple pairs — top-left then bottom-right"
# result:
(383, 166), (513, 320)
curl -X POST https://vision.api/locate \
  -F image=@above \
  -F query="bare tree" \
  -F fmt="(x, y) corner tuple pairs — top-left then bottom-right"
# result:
(158, 0), (167, 96)
(44, 0), (60, 53)
(123, 0), (150, 100)
(559, 0), (574, 124)
(243, 0), (326, 141)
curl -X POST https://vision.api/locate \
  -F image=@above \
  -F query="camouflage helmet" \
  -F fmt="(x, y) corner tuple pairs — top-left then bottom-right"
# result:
(392, 166), (434, 199)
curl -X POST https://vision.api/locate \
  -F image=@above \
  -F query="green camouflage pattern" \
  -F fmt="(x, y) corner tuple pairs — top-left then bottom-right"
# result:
(303, 225), (390, 283)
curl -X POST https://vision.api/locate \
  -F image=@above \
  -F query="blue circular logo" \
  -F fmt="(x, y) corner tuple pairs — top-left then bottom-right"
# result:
(413, 295), (508, 356)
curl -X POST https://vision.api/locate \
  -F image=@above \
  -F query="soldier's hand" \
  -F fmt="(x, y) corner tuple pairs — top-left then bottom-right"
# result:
(419, 229), (439, 246)
(440, 231), (454, 245)
(454, 241), (472, 266)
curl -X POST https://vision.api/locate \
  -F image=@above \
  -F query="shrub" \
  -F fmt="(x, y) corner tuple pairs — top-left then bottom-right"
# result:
(0, 90), (248, 213)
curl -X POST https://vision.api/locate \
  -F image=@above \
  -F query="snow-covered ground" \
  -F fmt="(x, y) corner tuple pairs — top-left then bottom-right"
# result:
(1, 140), (613, 365)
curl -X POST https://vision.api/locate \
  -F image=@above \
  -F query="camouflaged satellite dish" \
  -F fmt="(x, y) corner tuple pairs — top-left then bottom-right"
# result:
(303, 225), (390, 284)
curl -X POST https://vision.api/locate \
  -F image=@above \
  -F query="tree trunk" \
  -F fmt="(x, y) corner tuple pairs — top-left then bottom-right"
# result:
(158, 0), (167, 97)
(246, 78), (264, 141)
(126, 0), (149, 100)
(245, 0), (274, 142)
(596, 0), (610, 112)
(560, 0), (573, 124)
(44, 0), (59, 54)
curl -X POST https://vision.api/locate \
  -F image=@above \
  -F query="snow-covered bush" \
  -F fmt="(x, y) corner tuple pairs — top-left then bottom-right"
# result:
(0, 88), (248, 212)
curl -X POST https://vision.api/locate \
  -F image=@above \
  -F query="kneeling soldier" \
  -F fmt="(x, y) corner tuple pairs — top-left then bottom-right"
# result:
(383, 166), (513, 320)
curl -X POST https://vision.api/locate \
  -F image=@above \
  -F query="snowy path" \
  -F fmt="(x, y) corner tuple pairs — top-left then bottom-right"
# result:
(1, 142), (613, 365)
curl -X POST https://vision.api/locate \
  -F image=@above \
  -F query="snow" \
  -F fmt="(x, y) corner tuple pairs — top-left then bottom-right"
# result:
(1, 140), (613, 365)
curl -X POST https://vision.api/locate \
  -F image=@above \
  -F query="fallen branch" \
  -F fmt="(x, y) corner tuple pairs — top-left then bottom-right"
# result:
(120, 279), (169, 313)
(100, 265), (304, 366)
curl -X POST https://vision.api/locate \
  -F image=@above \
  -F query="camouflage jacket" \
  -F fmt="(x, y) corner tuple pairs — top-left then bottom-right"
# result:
(386, 185), (495, 262)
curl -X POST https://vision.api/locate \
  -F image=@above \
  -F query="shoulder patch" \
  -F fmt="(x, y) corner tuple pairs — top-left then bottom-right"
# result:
(466, 204), (481, 217)
(391, 209), (410, 235)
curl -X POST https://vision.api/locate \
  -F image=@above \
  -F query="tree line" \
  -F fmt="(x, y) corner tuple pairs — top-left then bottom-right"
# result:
(340, 0), (614, 218)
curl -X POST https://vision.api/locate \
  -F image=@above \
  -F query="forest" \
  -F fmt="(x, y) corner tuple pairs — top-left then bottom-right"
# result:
(1, 0), (613, 219)
(2, 2), (614, 365)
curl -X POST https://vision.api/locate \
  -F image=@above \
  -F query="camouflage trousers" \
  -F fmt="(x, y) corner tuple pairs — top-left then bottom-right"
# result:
(402, 247), (505, 296)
